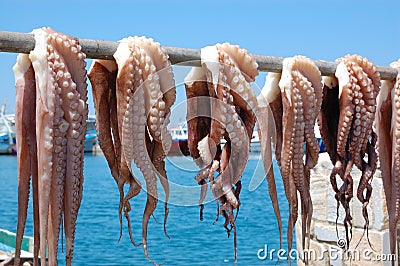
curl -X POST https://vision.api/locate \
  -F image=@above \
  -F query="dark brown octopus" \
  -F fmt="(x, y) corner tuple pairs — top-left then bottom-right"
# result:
(88, 36), (175, 263)
(318, 54), (380, 249)
(184, 43), (258, 263)
(257, 56), (323, 257)
(375, 59), (400, 259)
(13, 27), (88, 266)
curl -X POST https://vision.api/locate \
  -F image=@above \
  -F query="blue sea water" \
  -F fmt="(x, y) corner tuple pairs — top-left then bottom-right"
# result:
(0, 154), (296, 265)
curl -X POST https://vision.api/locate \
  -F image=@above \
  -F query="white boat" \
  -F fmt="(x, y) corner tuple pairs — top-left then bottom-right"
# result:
(220, 130), (260, 153)
(0, 228), (34, 265)
(170, 123), (188, 142)
(168, 123), (261, 155)
(168, 123), (189, 156)
(250, 124), (326, 154)
(314, 123), (326, 152)
(0, 105), (16, 154)
(250, 130), (261, 153)
(84, 115), (98, 153)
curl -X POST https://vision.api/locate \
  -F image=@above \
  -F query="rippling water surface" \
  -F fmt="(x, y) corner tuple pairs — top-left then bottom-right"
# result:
(0, 154), (296, 265)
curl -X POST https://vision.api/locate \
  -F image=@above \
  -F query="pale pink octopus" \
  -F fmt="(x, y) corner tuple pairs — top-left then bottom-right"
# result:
(13, 27), (88, 266)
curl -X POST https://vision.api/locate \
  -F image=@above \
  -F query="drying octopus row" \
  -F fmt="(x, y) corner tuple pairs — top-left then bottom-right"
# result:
(12, 27), (400, 265)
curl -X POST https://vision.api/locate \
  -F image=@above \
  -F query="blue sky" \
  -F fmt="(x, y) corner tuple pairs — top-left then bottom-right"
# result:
(1, 0), (399, 124)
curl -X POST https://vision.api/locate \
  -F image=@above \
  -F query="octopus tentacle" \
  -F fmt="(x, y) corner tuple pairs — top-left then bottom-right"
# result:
(195, 167), (211, 209)
(29, 28), (58, 265)
(376, 78), (395, 255)
(184, 67), (212, 168)
(216, 43), (258, 82)
(134, 37), (176, 235)
(218, 45), (257, 184)
(294, 67), (321, 169)
(257, 72), (283, 249)
(142, 59), (166, 142)
(88, 60), (137, 243)
(151, 140), (170, 238)
(328, 61), (360, 245)
(115, 40), (156, 255)
(201, 46), (227, 155)
(336, 61), (356, 159)
(232, 106), (253, 182)
(332, 60), (359, 245)
(217, 46), (257, 113)
(88, 61), (119, 182)
(139, 37), (176, 115)
(391, 73), (400, 257)
(378, 60), (400, 257)
(114, 40), (144, 245)
(47, 48), (68, 266)
(49, 36), (87, 266)
(318, 77), (340, 163)
(279, 84), (296, 199)
(292, 64), (321, 250)
(211, 103), (249, 209)
(133, 41), (168, 254)
(287, 176), (299, 254)
(376, 79), (394, 206)
(355, 132), (377, 249)
(112, 95), (142, 246)
(354, 57), (380, 164)
(50, 32), (88, 265)
(291, 83), (309, 250)
(133, 82), (158, 260)
(13, 54), (39, 266)
(346, 62), (369, 168)
(269, 72), (298, 253)
(318, 78), (347, 242)
(350, 62), (378, 241)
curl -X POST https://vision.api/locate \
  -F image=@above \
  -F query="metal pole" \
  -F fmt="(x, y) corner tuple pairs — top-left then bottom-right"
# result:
(0, 30), (397, 80)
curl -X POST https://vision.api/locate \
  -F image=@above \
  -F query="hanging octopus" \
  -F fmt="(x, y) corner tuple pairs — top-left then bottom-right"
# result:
(258, 56), (323, 257)
(184, 43), (258, 262)
(88, 36), (175, 263)
(13, 27), (88, 266)
(318, 54), (380, 248)
(375, 59), (400, 258)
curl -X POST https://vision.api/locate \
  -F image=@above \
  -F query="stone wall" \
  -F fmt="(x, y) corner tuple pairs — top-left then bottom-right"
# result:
(295, 153), (394, 266)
